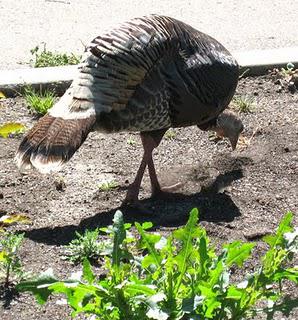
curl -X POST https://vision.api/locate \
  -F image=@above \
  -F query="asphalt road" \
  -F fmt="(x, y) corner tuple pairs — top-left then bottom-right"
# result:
(1, 0), (298, 70)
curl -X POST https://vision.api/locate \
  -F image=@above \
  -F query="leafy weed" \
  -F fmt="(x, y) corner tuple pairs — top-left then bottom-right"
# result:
(30, 44), (81, 68)
(24, 86), (55, 115)
(98, 180), (119, 192)
(17, 209), (298, 319)
(63, 229), (103, 264)
(232, 95), (255, 113)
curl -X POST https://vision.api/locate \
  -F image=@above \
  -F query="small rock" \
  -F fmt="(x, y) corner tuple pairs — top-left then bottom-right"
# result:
(288, 82), (296, 93)
(284, 147), (290, 153)
(244, 229), (271, 240)
(0, 193), (3, 199)
(54, 179), (66, 192)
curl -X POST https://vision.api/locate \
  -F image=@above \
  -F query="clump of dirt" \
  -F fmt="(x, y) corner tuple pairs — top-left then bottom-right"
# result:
(0, 75), (297, 319)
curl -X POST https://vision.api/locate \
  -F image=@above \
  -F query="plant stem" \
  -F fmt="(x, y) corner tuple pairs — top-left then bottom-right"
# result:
(5, 261), (11, 288)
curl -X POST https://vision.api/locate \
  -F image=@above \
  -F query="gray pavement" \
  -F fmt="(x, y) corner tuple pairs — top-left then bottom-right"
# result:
(1, 0), (298, 70)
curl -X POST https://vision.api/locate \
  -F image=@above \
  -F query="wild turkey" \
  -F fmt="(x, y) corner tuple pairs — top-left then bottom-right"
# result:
(16, 14), (243, 207)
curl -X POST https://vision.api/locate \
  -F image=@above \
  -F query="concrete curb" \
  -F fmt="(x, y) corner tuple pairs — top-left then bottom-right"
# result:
(0, 47), (298, 97)
(236, 47), (298, 76)
(0, 65), (77, 97)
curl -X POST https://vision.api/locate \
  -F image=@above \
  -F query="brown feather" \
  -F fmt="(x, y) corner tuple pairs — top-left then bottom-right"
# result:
(16, 114), (96, 173)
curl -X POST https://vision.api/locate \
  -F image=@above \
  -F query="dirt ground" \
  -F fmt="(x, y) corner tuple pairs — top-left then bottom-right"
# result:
(0, 74), (297, 319)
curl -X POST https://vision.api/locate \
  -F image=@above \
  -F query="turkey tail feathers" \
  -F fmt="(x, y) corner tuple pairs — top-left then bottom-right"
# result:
(15, 114), (96, 173)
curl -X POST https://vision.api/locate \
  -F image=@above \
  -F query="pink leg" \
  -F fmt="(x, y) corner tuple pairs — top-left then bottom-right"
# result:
(122, 130), (165, 206)
(145, 131), (182, 197)
(122, 129), (182, 207)
(122, 153), (147, 206)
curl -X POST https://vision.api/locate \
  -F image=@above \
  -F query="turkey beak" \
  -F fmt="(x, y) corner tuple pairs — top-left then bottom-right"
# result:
(229, 133), (240, 150)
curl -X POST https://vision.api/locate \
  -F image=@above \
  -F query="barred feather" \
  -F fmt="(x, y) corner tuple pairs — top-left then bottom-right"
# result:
(16, 14), (239, 174)
(16, 114), (96, 173)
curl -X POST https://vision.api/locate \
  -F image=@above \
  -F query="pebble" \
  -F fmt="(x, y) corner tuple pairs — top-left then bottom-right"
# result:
(288, 82), (296, 93)
(284, 147), (290, 153)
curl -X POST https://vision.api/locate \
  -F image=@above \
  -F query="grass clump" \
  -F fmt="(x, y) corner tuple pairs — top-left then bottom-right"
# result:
(63, 229), (103, 264)
(98, 180), (119, 192)
(24, 86), (55, 115)
(30, 45), (81, 68)
(232, 95), (255, 113)
(127, 136), (137, 146)
(17, 209), (298, 320)
(164, 128), (177, 140)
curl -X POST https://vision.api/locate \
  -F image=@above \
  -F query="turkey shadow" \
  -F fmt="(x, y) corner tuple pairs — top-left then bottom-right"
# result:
(22, 166), (244, 246)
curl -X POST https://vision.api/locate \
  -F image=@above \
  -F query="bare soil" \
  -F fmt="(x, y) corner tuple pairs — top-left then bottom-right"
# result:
(0, 75), (297, 319)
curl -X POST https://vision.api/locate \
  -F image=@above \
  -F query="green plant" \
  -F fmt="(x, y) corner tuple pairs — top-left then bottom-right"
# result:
(30, 44), (81, 68)
(0, 123), (25, 138)
(17, 209), (298, 319)
(280, 62), (295, 77)
(0, 232), (26, 287)
(63, 229), (104, 264)
(232, 95), (255, 113)
(127, 136), (137, 146)
(98, 180), (119, 191)
(164, 128), (177, 140)
(24, 86), (56, 115)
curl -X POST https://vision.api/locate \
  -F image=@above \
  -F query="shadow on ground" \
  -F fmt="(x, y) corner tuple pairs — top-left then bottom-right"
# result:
(22, 167), (245, 246)
(0, 285), (19, 309)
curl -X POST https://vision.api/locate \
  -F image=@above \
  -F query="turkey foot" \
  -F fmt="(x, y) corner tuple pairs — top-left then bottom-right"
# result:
(146, 144), (183, 198)
(151, 182), (183, 198)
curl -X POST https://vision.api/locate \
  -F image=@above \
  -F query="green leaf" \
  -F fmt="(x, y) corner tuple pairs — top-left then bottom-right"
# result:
(135, 223), (162, 268)
(198, 285), (221, 318)
(0, 123), (25, 138)
(49, 282), (98, 311)
(224, 241), (255, 267)
(125, 283), (156, 296)
(173, 208), (200, 291)
(272, 268), (298, 283)
(16, 269), (58, 304)
(82, 259), (95, 284)
(208, 260), (224, 289)
(263, 212), (293, 248)
(142, 222), (153, 230)
(198, 235), (210, 278)
(226, 285), (243, 300)
(262, 213), (294, 275)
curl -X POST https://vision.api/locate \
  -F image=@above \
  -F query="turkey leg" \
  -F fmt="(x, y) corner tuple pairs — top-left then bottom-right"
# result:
(146, 130), (183, 197)
(122, 129), (166, 206)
